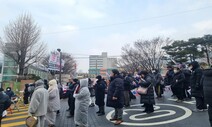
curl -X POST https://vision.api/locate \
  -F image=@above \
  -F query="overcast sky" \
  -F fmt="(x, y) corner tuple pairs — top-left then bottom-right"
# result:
(1, 0), (212, 72)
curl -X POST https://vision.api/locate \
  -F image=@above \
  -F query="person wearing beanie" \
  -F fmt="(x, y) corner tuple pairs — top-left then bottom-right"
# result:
(28, 79), (49, 127)
(67, 78), (79, 118)
(0, 87), (11, 126)
(106, 69), (124, 125)
(95, 75), (106, 116)
(46, 79), (61, 127)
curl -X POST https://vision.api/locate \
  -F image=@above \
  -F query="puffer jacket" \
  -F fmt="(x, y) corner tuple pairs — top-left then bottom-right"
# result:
(203, 69), (212, 105)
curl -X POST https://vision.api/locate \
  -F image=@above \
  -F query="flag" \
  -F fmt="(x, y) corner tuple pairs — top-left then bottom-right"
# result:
(131, 89), (139, 96)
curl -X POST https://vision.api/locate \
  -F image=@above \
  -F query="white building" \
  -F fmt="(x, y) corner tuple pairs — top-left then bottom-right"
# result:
(89, 52), (117, 76)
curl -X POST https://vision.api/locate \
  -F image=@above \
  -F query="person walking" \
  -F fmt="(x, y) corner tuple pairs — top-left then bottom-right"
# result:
(138, 71), (155, 114)
(28, 80), (49, 127)
(106, 69), (124, 125)
(172, 66), (185, 103)
(0, 88), (11, 126)
(67, 79), (79, 118)
(203, 68), (212, 126)
(5, 87), (15, 99)
(74, 79), (90, 127)
(189, 61), (207, 112)
(23, 84), (30, 105)
(88, 78), (95, 107)
(95, 75), (106, 116)
(46, 79), (61, 127)
(164, 65), (175, 96)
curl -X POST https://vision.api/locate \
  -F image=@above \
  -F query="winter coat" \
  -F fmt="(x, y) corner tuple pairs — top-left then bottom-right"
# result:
(68, 83), (78, 99)
(74, 79), (90, 127)
(5, 89), (15, 99)
(203, 69), (212, 105)
(182, 69), (191, 86)
(164, 70), (174, 86)
(95, 80), (106, 106)
(152, 72), (163, 86)
(88, 82), (95, 97)
(47, 80), (61, 112)
(28, 86), (49, 116)
(124, 76), (132, 91)
(171, 71), (185, 88)
(0, 92), (11, 116)
(190, 61), (204, 97)
(106, 75), (124, 108)
(139, 75), (155, 105)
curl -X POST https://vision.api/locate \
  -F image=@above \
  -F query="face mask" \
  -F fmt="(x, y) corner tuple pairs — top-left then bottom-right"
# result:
(189, 67), (192, 70)
(7, 89), (10, 91)
(174, 70), (178, 73)
(152, 70), (156, 73)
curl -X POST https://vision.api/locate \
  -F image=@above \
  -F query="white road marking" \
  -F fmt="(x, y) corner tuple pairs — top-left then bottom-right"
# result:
(106, 103), (192, 126)
(168, 98), (196, 105)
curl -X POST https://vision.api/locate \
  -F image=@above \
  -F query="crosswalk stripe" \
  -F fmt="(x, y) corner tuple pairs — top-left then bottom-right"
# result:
(8, 111), (28, 116)
(2, 115), (28, 121)
(1, 121), (25, 127)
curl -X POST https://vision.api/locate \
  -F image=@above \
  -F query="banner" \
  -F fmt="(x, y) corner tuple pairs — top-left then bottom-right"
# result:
(48, 51), (64, 71)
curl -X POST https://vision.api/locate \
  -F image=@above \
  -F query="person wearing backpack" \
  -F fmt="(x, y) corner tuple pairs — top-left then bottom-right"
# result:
(189, 61), (207, 112)
(0, 87), (11, 126)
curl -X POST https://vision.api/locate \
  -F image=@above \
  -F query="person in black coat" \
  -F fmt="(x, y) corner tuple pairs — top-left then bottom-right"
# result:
(23, 84), (30, 105)
(139, 71), (155, 114)
(189, 61), (207, 112)
(203, 69), (212, 126)
(172, 67), (185, 102)
(95, 75), (106, 116)
(67, 79), (79, 118)
(106, 69), (124, 125)
(5, 87), (15, 99)
(0, 87), (12, 125)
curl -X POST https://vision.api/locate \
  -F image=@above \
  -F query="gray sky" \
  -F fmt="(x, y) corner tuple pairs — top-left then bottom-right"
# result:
(1, 0), (212, 72)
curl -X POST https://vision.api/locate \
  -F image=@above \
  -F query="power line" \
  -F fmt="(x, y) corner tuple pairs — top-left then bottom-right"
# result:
(42, 5), (212, 35)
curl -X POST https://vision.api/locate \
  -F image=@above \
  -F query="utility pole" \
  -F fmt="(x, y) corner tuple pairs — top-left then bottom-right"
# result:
(57, 49), (62, 86)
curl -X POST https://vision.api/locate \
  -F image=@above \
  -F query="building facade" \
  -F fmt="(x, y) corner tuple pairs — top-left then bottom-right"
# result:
(89, 52), (117, 77)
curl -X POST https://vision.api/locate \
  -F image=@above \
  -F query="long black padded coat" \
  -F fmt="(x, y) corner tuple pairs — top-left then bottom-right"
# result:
(139, 75), (155, 105)
(203, 69), (212, 105)
(106, 75), (124, 108)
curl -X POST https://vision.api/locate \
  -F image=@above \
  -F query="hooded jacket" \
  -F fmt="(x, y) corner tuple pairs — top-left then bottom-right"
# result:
(74, 79), (90, 127)
(0, 91), (11, 116)
(47, 79), (61, 112)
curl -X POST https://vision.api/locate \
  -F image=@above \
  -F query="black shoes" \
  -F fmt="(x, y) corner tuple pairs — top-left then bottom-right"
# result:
(89, 103), (95, 107)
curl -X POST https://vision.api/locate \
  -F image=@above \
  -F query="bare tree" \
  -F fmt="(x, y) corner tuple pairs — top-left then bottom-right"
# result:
(42, 52), (77, 75)
(0, 14), (46, 75)
(119, 37), (172, 72)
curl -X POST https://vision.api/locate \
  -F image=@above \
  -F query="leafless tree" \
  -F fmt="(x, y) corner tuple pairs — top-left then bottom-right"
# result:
(119, 37), (172, 73)
(0, 14), (46, 75)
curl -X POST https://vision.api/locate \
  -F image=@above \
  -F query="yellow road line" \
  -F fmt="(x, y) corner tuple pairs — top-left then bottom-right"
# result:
(1, 121), (25, 127)
(2, 115), (27, 121)
(8, 111), (28, 116)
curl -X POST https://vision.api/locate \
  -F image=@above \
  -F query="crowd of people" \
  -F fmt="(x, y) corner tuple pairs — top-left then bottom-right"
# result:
(0, 61), (212, 127)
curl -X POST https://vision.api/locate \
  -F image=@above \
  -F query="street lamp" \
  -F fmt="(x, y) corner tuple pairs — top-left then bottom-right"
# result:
(57, 48), (62, 86)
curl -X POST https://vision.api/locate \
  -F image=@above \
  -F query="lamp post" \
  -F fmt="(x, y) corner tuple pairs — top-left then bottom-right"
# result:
(57, 48), (62, 86)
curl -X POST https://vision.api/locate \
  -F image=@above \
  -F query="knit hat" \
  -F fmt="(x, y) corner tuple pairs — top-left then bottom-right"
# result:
(35, 80), (44, 87)
(73, 78), (79, 83)
(96, 75), (102, 81)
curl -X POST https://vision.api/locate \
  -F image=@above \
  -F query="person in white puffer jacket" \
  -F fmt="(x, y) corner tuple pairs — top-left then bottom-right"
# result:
(46, 79), (61, 127)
